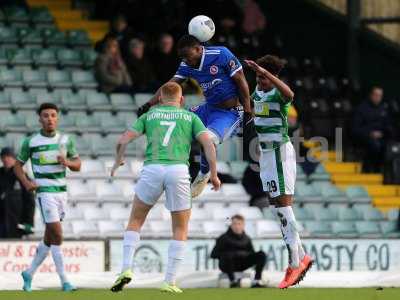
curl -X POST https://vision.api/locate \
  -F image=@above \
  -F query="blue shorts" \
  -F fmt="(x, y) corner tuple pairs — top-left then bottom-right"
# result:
(190, 102), (242, 143)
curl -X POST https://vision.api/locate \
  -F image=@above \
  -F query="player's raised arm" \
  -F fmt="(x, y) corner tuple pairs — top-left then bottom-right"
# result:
(111, 130), (141, 176)
(196, 132), (221, 191)
(245, 59), (294, 101)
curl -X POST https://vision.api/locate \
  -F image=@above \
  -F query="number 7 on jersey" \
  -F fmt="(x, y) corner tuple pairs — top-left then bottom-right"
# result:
(160, 121), (176, 146)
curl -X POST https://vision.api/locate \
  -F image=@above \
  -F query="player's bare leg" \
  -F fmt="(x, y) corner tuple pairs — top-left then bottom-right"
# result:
(273, 195), (312, 288)
(161, 209), (190, 293)
(191, 131), (219, 198)
(111, 195), (152, 292)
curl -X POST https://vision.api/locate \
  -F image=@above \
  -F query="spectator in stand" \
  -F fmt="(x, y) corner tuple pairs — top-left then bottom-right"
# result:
(0, 147), (35, 238)
(214, 17), (241, 55)
(94, 36), (133, 94)
(152, 33), (179, 84)
(211, 214), (266, 288)
(96, 14), (134, 60)
(352, 86), (394, 173)
(126, 38), (157, 92)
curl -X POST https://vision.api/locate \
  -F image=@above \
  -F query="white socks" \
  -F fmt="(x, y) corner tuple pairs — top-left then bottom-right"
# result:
(25, 241), (50, 276)
(122, 231), (140, 272)
(51, 245), (68, 284)
(276, 206), (303, 268)
(165, 240), (186, 285)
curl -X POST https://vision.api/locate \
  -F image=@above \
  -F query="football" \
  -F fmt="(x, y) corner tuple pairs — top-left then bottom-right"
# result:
(188, 15), (215, 42)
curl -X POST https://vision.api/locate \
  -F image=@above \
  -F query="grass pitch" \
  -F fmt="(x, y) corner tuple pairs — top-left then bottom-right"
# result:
(0, 288), (399, 300)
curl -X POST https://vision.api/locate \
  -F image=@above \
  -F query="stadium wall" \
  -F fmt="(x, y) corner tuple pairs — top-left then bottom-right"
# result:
(1, 238), (400, 289)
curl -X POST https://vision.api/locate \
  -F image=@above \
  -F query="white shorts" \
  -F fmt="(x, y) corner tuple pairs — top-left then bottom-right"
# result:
(36, 192), (67, 223)
(259, 142), (296, 198)
(135, 164), (191, 212)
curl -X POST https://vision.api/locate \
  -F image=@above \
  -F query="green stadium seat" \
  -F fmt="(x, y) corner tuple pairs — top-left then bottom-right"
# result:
(296, 164), (307, 181)
(110, 93), (135, 111)
(262, 208), (276, 220)
(100, 115), (126, 134)
(18, 28), (43, 46)
(71, 70), (97, 89)
(4, 6), (29, 23)
(134, 93), (152, 107)
(42, 28), (67, 46)
(85, 92), (112, 111)
(310, 206), (337, 221)
(229, 161), (248, 179)
(35, 91), (61, 105)
(331, 221), (357, 237)
(293, 206), (314, 221)
(345, 185), (371, 203)
(29, 7), (54, 24)
(380, 221), (400, 238)
(58, 115), (76, 132)
(57, 49), (82, 68)
(309, 164), (331, 181)
(318, 182), (347, 203)
(0, 27), (18, 44)
(295, 182), (321, 202)
(91, 135), (115, 156)
(32, 49), (57, 67)
(75, 115), (101, 133)
(10, 91), (36, 109)
(356, 206), (385, 221)
(304, 221), (332, 237)
(0, 92), (11, 109)
(0, 69), (23, 88)
(0, 48), (7, 65)
(7, 49), (32, 67)
(23, 70), (47, 88)
(355, 221), (381, 237)
(47, 70), (72, 89)
(60, 93), (86, 111)
(337, 207), (362, 221)
(74, 135), (92, 156)
(387, 209), (399, 221)
(81, 49), (97, 68)
(67, 30), (91, 48)
(3, 114), (27, 132)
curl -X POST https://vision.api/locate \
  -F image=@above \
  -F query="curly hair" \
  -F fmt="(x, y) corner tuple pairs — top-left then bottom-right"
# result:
(256, 55), (286, 75)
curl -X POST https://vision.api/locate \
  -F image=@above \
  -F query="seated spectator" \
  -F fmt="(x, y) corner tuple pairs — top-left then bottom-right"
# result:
(94, 36), (133, 94)
(96, 14), (134, 60)
(0, 147), (34, 238)
(214, 17), (241, 55)
(352, 86), (394, 173)
(210, 215), (266, 288)
(152, 33), (179, 84)
(126, 38), (157, 92)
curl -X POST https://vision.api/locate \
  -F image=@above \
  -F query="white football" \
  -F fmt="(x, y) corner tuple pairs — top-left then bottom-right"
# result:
(188, 15), (215, 42)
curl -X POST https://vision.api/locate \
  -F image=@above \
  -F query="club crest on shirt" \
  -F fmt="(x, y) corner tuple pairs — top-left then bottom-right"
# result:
(190, 105), (199, 112)
(210, 65), (218, 75)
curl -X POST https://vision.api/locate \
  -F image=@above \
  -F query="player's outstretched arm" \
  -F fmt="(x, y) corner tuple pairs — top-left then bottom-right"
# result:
(111, 130), (141, 176)
(232, 69), (252, 114)
(245, 60), (294, 101)
(14, 161), (37, 192)
(196, 132), (221, 191)
(138, 77), (185, 116)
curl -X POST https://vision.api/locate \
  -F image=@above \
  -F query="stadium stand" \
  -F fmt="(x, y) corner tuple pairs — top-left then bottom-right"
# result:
(0, 1), (399, 242)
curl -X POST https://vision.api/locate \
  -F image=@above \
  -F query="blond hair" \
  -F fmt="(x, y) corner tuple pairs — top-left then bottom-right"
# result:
(160, 82), (182, 103)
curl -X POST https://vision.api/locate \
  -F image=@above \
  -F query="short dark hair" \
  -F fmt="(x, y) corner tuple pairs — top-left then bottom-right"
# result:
(177, 34), (200, 50)
(256, 55), (286, 75)
(231, 214), (245, 222)
(37, 103), (59, 115)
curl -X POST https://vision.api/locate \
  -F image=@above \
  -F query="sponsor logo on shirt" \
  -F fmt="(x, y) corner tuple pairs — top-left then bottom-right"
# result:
(209, 65), (218, 75)
(199, 78), (223, 92)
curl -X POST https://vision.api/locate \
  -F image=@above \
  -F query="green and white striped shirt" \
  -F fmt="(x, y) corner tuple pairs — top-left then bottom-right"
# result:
(252, 87), (291, 150)
(17, 131), (78, 193)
